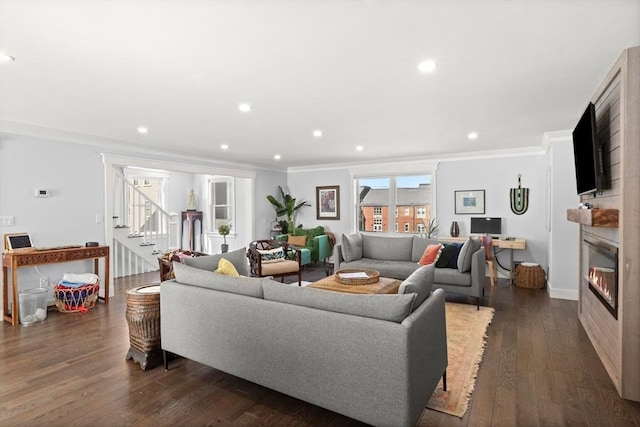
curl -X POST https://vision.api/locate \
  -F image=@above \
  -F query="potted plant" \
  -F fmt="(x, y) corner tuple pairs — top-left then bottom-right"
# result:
(426, 217), (439, 238)
(267, 186), (310, 234)
(218, 223), (231, 253)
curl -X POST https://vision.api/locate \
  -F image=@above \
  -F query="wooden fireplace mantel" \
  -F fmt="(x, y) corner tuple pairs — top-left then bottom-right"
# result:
(566, 208), (619, 227)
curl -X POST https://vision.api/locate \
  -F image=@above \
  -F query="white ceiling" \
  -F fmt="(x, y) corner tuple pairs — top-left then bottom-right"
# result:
(1, 0), (639, 170)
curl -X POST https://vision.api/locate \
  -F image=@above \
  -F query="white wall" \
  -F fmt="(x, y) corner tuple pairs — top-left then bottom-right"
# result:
(547, 135), (580, 300)
(437, 154), (549, 275)
(0, 134), (105, 302)
(287, 168), (353, 238)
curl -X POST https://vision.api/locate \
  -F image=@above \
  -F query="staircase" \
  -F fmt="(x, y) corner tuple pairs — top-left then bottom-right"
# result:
(111, 169), (179, 278)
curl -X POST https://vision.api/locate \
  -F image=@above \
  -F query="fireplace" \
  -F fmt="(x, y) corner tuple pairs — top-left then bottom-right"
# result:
(584, 236), (618, 319)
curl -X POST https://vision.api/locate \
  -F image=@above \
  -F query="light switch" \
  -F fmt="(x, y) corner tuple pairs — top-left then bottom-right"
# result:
(0, 216), (15, 226)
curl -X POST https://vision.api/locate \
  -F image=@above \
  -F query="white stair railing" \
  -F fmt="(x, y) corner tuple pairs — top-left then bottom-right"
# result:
(112, 169), (179, 277)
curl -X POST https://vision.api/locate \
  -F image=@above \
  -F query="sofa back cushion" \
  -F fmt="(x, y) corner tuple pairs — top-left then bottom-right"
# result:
(457, 237), (482, 273)
(341, 233), (363, 262)
(398, 264), (435, 309)
(262, 281), (416, 323)
(172, 262), (264, 298)
(362, 234), (413, 261)
(181, 247), (249, 276)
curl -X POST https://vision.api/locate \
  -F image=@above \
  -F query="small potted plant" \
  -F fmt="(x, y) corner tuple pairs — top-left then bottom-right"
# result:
(218, 223), (231, 253)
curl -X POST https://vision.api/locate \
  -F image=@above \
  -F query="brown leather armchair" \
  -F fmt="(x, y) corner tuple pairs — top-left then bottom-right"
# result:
(247, 240), (302, 285)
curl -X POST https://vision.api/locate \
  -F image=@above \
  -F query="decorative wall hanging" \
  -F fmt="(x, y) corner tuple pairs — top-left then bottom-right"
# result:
(510, 174), (529, 215)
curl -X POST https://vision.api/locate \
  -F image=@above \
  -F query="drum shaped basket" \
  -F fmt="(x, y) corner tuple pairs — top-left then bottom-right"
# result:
(514, 263), (546, 289)
(54, 282), (100, 313)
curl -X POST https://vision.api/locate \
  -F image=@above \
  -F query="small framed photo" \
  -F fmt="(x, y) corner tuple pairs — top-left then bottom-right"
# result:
(454, 190), (485, 214)
(4, 232), (33, 251)
(316, 185), (340, 220)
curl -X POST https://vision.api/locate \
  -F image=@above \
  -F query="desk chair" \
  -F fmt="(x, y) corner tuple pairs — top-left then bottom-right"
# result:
(482, 235), (497, 286)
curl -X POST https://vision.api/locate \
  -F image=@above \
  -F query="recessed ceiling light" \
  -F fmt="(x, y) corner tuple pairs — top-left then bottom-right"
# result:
(356, 145), (364, 151)
(312, 129), (323, 138)
(220, 144), (229, 150)
(238, 103), (252, 113)
(137, 126), (149, 134)
(0, 54), (15, 63)
(418, 59), (437, 73)
(274, 154), (281, 160)
(467, 132), (478, 140)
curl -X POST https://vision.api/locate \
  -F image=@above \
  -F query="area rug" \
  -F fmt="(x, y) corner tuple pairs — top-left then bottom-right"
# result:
(426, 302), (494, 418)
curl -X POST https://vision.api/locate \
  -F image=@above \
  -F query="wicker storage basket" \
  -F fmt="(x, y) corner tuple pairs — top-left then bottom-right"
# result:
(54, 282), (100, 313)
(515, 263), (545, 289)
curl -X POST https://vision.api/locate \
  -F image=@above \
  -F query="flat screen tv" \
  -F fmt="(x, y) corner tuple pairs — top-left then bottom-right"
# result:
(572, 102), (609, 195)
(470, 217), (502, 235)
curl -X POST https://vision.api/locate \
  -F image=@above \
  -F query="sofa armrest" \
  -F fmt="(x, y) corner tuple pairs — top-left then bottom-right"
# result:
(312, 234), (332, 262)
(334, 243), (345, 270)
(470, 247), (486, 289)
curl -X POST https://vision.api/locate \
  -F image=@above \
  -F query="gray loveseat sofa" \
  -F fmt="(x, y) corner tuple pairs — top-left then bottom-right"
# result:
(161, 248), (447, 427)
(335, 233), (485, 308)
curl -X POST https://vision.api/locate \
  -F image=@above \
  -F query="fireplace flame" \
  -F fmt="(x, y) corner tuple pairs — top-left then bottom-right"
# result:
(589, 267), (615, 304)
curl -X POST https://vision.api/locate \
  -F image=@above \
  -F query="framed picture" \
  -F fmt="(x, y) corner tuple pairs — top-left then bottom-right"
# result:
(454, 190), (485, 214)
(4, 232), (33, 251)
(316, 185), (340, 220)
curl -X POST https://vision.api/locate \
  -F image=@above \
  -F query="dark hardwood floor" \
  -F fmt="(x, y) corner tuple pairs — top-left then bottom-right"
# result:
(1, 269), (639, 426)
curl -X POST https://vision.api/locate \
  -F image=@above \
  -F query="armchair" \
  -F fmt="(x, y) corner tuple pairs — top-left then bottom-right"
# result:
(247, 240), (302, 285)
(275, 225), (332, 265)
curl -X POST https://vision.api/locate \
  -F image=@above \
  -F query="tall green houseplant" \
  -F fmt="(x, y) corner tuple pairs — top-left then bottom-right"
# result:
(267, 186), (310, 234)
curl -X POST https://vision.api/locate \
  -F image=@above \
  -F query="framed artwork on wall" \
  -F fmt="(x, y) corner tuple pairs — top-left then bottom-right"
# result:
(316, 185), (340, 220)
(454, 190), (485, 214)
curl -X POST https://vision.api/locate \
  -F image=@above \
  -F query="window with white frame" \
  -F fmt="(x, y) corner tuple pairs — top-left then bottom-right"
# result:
(417, 223), (425, 233)
(356, 174), (433, 234)
(209, 177), (235, 233)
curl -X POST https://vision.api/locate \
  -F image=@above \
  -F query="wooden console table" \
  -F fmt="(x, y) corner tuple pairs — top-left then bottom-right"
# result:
(2, 246), (110, 326)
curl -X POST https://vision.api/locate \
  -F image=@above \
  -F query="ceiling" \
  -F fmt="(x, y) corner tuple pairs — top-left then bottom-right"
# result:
(1, 1), (638, 170)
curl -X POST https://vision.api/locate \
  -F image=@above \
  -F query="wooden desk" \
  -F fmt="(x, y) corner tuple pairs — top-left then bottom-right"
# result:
(2, 246), (110, 326)
(437, 236), (527, 284)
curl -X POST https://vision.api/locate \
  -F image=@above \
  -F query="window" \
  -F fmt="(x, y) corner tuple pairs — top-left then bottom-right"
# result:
(209, 177), (234, 232)
(356, 174), (433, 235)
(417, 223), (425, 233)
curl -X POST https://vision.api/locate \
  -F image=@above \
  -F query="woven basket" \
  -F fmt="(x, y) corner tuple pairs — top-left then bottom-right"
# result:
(54, 282), (100, 313)
(515, 263), (545, 289)
(335, 269), (380, 285)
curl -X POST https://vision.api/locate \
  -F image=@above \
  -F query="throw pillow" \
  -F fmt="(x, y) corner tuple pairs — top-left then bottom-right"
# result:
(341, 233), (363, 262)
(214, 258), (240, 277)
(257, 247), (285, 264)
(287, 234), (308, 247)
(435, 243), (462, 269)
(418, 244), (443, 266)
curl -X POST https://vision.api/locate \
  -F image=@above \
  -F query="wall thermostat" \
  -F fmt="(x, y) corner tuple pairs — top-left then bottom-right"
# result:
(35, 188), (50, 198)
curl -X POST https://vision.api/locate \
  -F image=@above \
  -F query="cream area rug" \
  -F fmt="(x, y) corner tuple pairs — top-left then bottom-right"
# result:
(427, 302), (495, 418)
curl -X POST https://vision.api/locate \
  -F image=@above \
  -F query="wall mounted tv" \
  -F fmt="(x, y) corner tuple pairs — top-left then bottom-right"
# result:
(572, 102), (609, 195)
(470, 217), (502, 235)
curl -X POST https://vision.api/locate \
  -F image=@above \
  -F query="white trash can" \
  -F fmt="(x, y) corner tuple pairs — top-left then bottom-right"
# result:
(18, 288), (49, 325)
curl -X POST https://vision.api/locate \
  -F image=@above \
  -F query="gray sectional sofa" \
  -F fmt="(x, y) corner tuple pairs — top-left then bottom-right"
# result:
(161, 248), (447, 427)
(335, 233), (486, 308)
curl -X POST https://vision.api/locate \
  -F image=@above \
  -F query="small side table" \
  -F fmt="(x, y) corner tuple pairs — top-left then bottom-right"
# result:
(125, 284), (161, 370)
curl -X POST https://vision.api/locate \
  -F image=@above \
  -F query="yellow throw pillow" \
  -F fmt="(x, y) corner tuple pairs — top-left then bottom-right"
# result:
(214, 258), (240, 277)
(287, 234), (307, 247)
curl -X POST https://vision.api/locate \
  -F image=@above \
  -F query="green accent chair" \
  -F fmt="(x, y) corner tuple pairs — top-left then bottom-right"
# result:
(276, 225), (332, 265)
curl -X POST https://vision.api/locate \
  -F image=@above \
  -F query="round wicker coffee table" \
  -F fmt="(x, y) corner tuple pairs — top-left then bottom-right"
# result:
(125, 283), (161, 370)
